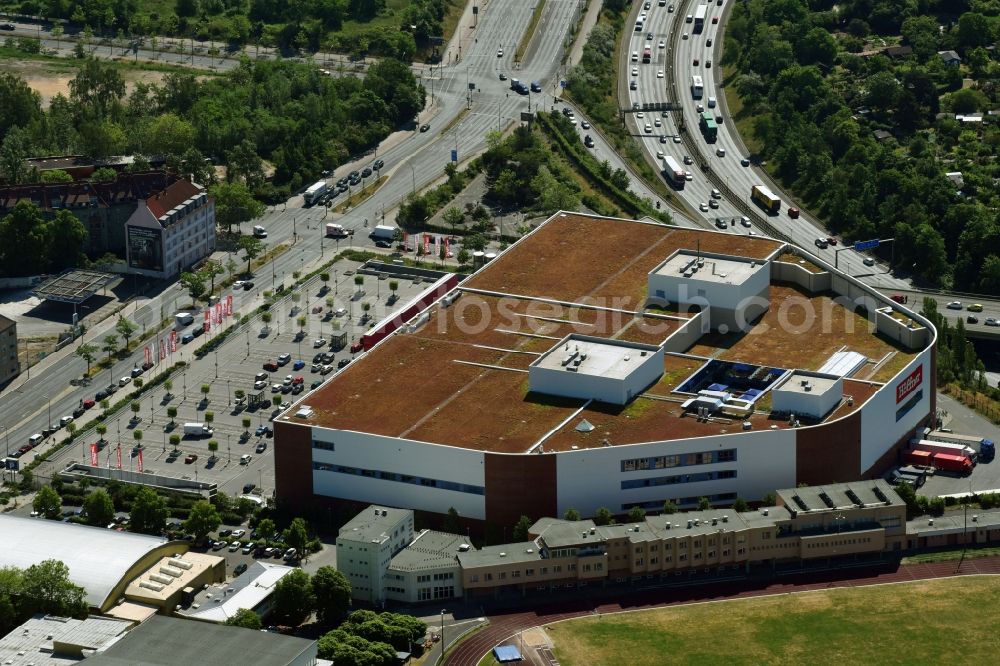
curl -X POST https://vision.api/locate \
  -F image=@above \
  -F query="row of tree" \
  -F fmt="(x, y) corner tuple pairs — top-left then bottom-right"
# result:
(0, 202), (88, 277)
(317, 610), (427, 664)
(19, 0), (454, 57)
(727, 1), (1000, 290)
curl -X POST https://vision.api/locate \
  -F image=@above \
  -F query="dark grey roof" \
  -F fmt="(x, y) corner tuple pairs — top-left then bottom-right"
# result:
(84, 616), (316, 666)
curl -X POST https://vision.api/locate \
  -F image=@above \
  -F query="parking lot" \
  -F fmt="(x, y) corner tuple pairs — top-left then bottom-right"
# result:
(39, 261), (442, 500)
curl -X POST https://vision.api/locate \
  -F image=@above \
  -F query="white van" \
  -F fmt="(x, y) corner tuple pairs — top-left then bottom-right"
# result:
(29, 433), (43, 446)
(708, 96), (717, 108)
(631, 51), (639, 62)
(253, 225), (267, 238)
(240, 454), (252, 465)
(686, 14), (693, 23)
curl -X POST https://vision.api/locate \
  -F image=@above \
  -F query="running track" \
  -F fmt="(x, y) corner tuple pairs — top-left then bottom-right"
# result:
(444, 556), (1000, 666)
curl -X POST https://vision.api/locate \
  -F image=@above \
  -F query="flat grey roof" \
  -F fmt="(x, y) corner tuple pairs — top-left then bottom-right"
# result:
(388, 530), (469, 572)
(773, 371), (841, 396)
(457, 542), (542, 568)
(532, 335), (659, 380)
(32, 269), (114, 305)
(176, 561), (296, 623)
(652, 250), (762, 285)
(907, 509), (1000, 536)
(0, 615), (131, 666)
(338, 505), (411, 544)
(84, 615), (315, 666)
(777, 479), (902, 514)
(0, 515), (173, 608)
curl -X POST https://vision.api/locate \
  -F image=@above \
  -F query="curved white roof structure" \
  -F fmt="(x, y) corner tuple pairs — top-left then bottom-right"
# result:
(0, 515), (180, 610)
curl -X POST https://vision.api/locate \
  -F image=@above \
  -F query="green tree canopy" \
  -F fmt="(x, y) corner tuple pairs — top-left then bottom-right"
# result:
(311, 566), (352, 624)
(82, 489), (116, 527)
(184, 500), (222, 543)
(271, 569), (314, 626)
(33, 486), (62, 520)
(128, 487), (168, 535)
(224, 607), (262, 630)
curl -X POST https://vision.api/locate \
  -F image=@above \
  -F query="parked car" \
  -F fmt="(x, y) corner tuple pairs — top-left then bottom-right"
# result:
(184, 454), (198, 463)
(234, 563), (248, 575)
(293, 360), (305, 370)
(277, 353), (291, 365)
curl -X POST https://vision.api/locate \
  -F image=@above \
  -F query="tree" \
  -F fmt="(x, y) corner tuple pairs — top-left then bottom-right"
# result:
(955, 12), (992, 50)
(762, 492), (777, 506)
(697, 497), (712, 510)
(593, 507), (613, 526)
(441, 507), (461, 533)
(146, 113), (196, 158)
(82, 489), (115, 527)
(212, 182), (265, 232)
(283, 517), (309, 555)
(33, 485), (62, 520)
(563, 508), (580, 521)
(169, 434), (181, 450)
(311, 566), (352, 624)
(201, 384), (211, 401)
(130, 400), (141, 420)
(18, 560), (88, 620)
(0, 126), (31, 185)
(75, 343), (98, 373)
(732, 497), (750, 512)
(132, 430), (143, 447)
(242, 417), (252, 434)
(442, 207), (464, 233)
(271, 569), (315, 626)
(202, 260), (224, 293)
(237, 235), (266, 274)
(511, 515), (532, 541)
(662, 500), (678, 514)
(179, 271), (207, 305)
(184, 500), (222, 543)
(628, 506), (646, 522)
(68, 59), (125, 118)
(457, 248), (470, 265)
(163, 379), (173, 397)
(257, 518), (276, 542)
(225, 608), (262, 630)
(95, 424), (107, 442)
(114, 317), (137, 348)
(166, 406), (178, 425)
(129, 486), (168, 535)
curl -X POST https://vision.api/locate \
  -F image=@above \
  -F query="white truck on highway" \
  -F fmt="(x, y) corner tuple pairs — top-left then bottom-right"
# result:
(174, 312), (194, 330)
(662, 155), (686, 189)
(183, 422), (214, 438)
(304, 181), (328, 206)
(325, 223), (349, 238)
(369, 225), (397, 241)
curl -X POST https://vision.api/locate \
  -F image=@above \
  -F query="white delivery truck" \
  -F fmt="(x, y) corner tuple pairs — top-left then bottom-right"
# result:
(369, 225), (397, 241)
(325, 223), (349, 238)
(183, 422), (214, 438)
(303, 181), (329, 206)
(174, 312), (194, 330)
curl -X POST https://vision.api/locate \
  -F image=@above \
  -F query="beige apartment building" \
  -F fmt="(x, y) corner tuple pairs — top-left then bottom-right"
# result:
(458, 480), (907, 596)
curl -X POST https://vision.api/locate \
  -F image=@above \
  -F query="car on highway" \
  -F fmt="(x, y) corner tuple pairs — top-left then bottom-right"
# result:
(657, 69), (664, 78)
(658, 40), (665, 49)
(706, 38), (713, 47)
(741, 158), (751, 167)
(712, 16), (719, 24)
(496, 48), (503, 57)
(630, 80), (637, 90)
(581, 120), (590, 129)
(826, 237), (837, 246)
(419, 124), (430, 132)
(946, 301), (963, 310)
(815, 238), (829, 249)
(740, 216), (751, 227)
(683, 155), (693, 164)
(499, 72), (507, 80)
(709, 200), (719, 209)
(968, 303), (984, 312)
(699, 202), (709, 212)
(673, 136), (682, 144)
(693, 58), (699, 66)
(659, 134), (667, 143)
(788, 207), (800, 218)
(706, 60), (712, 68)
(716, 147), (726, 157)
(646, 32), (653, 40)
(584, 135), (594, 148)
(710, 189), (721, 199)
(968, 316), (980, 324)
(684, 171), (693, 181)
(0, 23), (15, 30)
(631, 66), (638, 76)
(863, 257), (876, 267)
(987, 318), (1000, 327)
(682, 32), (688, 40)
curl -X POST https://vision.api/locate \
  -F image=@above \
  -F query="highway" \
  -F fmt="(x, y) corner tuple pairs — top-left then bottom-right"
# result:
(621, 0), (910, 290)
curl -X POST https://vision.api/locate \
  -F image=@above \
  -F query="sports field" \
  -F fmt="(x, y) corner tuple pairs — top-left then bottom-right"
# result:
(546, 577), (1000, 665)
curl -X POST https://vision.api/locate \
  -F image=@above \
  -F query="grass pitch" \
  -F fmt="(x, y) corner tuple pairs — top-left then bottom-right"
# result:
(547, 576), (1000, 665)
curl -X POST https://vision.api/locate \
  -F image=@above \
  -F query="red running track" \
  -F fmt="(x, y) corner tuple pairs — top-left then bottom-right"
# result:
(444, 556), (1000, 666)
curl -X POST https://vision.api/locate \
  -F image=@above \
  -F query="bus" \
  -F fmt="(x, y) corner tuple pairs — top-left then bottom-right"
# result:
(642, 46), (652, 63)
(691, 75), (703, 100)
(663, 155), (686, 189)
(699, 111), (717, 142)
(694, 4), (707, 33)
(751, 185), (781, 215)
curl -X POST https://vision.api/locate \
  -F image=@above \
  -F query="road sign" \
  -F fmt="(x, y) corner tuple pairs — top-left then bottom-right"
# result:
(560, 80), (567, 88)
(451, 149), (458, 162)
(854, 239), (879, 252)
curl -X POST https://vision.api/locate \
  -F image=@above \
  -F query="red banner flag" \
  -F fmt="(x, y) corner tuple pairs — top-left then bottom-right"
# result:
(144, 345), (152, 366)
(159, 339), (166, 360)
(203, 310), (211, 332)
(215, 302), (222, 325)
(137, 448), (143, 473)
(403, 232), (409, 250)
(115, 444), (122, 470)
(226, 294), (233, 317)
(423, 234), (430, 255)
(170, 330), (177, 354)
(89, 443), (98, 466)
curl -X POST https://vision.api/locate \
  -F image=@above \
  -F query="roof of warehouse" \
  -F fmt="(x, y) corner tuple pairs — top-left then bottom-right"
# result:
(0, 515), (174, 609)
(296, 212), (919, 453)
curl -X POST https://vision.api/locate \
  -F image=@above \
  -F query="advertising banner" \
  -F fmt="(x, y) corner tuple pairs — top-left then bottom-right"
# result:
(89, 443), (98, 466)
(203, 310), (210, 332)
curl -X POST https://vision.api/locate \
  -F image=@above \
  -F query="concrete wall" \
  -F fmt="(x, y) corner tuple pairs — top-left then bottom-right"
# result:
(875, 307), (929, 351)
(859, 346), (934, 473)
(662, 311), (708, 353)
(311, 429), (487, 519)
(770, 260), (832, 293)
(554, 428), (798, 515)
(59, 463), (217, 498)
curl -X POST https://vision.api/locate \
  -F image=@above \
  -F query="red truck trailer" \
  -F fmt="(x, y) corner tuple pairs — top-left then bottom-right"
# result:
(930, 452), (973, 475)
(902, 449), (932, 467)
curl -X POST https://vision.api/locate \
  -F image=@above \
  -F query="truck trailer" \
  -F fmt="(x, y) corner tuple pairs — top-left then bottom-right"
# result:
(928, 429), (995, 461)
(304, 181), (329, 206)
(662, 155), (686, 189)
(369, 225), (397, 241)
(903, 449), (972, 475)
(325, 223), (349, 238)
(911, 438), (977, 464)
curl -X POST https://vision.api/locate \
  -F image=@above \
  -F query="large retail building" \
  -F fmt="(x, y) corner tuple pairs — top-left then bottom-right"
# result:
(274, 212), (937, 528)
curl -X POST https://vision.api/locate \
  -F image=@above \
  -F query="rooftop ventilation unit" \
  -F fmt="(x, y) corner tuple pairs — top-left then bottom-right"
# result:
(686, 520), (693, 528)
(722, 515), (729, 522)
(665, 522), (671, 529)
(458, 543), (470, 552)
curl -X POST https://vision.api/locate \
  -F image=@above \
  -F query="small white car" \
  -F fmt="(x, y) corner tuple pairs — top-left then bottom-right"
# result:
(313, 338), (326, 348)
(254, 380), (267, 390)
(631, 66), (638, 76)
(684, 172), (693, 181)
(231, 529), (246, 538)
(658, 40), (666, 49)
(644, 124), (652, 133)
(271, 383), (282, 393)
(654, 118), (662, 127)
(699, 202), (709, 212)
(657, 69), (664, 78)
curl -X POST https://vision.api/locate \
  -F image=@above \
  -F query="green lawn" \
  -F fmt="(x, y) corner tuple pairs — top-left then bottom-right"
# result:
(547, 576), (1000, 665)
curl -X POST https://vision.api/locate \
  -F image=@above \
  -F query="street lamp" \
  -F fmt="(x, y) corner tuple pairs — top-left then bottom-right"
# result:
(42, 394), (52, 430)
(440, 609), (446, 656)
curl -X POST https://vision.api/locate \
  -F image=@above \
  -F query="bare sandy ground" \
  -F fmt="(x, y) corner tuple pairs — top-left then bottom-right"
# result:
(4, 58), (171, 107)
